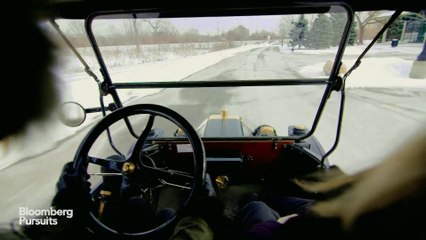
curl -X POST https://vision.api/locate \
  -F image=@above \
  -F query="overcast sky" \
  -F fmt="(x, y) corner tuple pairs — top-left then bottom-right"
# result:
(169, 15), (285, 35)
(84, 14), (295, 36)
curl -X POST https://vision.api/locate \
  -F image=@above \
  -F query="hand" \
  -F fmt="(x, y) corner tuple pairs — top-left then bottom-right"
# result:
(51, 162), (91, 215)
(22, 162), (92, 238)
(277, 214), (298, 224)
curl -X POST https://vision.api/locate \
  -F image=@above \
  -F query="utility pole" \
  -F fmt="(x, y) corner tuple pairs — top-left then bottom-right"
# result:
(132, 14), (140, 52)
(216, 17), (220, 39)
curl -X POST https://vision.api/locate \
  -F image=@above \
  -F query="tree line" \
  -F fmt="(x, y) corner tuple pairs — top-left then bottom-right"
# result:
(62, 11), (401, 50)
(287, 13), (357, 50)
(64, 19), (278, 48)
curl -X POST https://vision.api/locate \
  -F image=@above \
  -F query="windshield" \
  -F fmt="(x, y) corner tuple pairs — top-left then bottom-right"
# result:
(57, 5), (349, 139)
(89, 6), (349, 82)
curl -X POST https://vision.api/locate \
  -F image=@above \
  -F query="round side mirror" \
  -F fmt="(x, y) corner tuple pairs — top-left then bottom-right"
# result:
(58, 102), (86, 127)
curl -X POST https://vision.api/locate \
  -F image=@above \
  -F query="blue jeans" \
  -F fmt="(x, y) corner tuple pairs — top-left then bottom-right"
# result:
(236, 196), (313, 229)
(263, 195), (314, 216)
(236, 201), (280, 230)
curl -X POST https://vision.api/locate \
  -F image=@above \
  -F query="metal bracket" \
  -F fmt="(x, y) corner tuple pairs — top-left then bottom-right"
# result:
(98, 81), (110, 96)
(332, 76), (343, 92)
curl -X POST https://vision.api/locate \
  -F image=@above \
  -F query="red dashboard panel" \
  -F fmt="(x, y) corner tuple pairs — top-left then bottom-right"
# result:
(203, 139), (293, 164)
(153, 139), (295, 180)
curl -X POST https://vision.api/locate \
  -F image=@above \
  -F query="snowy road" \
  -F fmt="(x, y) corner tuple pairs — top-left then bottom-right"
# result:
(126, 47), (426, 173)
(1, 44), (425, 225)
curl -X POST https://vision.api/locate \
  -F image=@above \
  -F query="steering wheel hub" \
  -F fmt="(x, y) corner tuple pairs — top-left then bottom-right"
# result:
(122, 162), (136, 175)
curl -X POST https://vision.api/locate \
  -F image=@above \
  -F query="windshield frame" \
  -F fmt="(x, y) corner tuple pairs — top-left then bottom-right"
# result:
(83, 3), (354, 142)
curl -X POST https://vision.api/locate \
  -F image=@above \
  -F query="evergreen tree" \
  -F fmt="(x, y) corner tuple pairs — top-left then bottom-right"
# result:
(330, 13), (346, 46)
(289, 15), (308, 50)
(348, 23), (358, 45)
(330, 13), (358, 46)
(305, 14), (333, 49)
(386, 18), (404, 41)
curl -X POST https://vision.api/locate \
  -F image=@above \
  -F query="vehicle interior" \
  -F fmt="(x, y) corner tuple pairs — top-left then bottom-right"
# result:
(11, 0), (425, 239)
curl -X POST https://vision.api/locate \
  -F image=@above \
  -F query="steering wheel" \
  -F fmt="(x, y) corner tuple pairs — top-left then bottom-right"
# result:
(72, 104), (206, 238)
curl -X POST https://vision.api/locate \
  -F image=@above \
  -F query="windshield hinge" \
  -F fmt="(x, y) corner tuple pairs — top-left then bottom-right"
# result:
(98, 81), (110, 96)
(332, 76), (343, 92)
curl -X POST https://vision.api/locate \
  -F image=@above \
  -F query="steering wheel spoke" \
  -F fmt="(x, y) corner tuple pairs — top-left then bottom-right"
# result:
(143, 165), (193, 185)
(88, 156), (125, 174)
(130, 114), (156, 159)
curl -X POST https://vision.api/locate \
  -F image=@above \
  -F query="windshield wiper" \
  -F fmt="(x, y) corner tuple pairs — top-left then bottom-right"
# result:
(342, 10), (403, 82)
(49, 19), (129, 158)
(49, 19), (102, 85)
(51, 19), (140, 139)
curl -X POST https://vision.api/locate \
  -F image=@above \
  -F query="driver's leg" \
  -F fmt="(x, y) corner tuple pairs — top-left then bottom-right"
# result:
(263, 195), (314, 216)
(235, 201), (280, 230)
(117, 196), (157, 232)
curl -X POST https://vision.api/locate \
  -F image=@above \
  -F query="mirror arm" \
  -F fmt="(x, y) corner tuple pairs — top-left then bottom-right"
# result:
(85, 103), (119, 114)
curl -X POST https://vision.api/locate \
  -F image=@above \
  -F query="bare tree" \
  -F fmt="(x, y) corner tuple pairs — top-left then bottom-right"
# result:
(182, 28), (201, 42)
(132, 18), (140, 51)
(354, 11), (384, 44)
(143, 19), (177, 43)
(66, 20), (85, 36)
(121, 19), (144, 50)
(64, 20), (87, 47)
(278, 16), (294, 46)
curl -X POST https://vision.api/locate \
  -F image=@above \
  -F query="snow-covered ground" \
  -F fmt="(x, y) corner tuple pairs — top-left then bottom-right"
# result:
(298, 43), (426, 89)
(300, 57), (426, 89)
(0, 42), (424, 171)
(0, 44), (266, 171)
(294, 42), (422, 56)
(61, 44), (268, 108)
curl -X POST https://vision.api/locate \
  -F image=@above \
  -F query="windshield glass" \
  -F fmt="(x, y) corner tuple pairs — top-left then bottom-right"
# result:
(88, 6), (348, 82)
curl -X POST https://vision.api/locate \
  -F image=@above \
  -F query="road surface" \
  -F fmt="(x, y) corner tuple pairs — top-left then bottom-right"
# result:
(0, 46), (425, 225)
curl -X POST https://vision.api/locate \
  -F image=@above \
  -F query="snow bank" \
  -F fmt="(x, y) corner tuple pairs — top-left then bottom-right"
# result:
(0, 117), (74, 170)
(292, 42), (422, 56)
(346, 58), (426, 88)
(299, 57), (426, 89)
(0, 44), (264, 171)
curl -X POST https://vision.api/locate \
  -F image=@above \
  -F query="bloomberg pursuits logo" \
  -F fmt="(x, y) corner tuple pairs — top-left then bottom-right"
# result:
(18, 207), (73, 226)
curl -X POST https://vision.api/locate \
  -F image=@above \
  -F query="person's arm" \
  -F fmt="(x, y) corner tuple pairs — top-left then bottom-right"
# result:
(22, 162), (91, 239)
(0, 228), (30, 240)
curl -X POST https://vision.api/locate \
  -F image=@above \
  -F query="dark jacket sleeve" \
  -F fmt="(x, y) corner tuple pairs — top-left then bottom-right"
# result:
(0, 229), (30, 240)
(240, 220), (282, 240)
(240, 214), (345, 240)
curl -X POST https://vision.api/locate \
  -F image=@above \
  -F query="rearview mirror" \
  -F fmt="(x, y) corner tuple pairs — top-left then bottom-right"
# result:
(58, 102), (86, 127)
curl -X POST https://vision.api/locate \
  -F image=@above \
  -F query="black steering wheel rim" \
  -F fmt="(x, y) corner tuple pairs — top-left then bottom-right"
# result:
(73, 104), (206, 238)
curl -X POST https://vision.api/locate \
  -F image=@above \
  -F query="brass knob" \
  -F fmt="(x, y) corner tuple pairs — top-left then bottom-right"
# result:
(122, 162), (136, 174)
(215, 175), (229, 190)
(100, 190), (112, 196)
